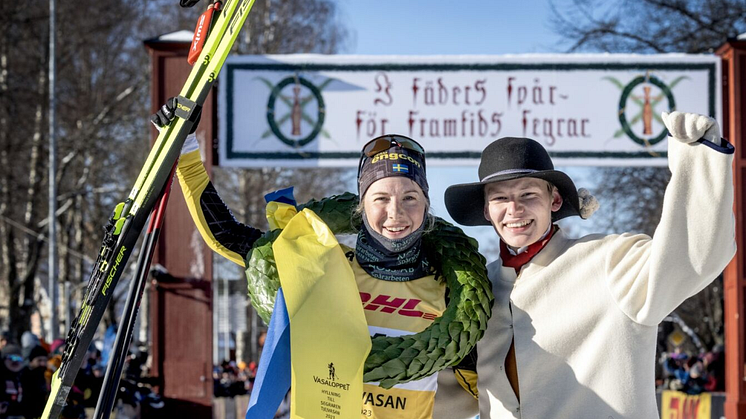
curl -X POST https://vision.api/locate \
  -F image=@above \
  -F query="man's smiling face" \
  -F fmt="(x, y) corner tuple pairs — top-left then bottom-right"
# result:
(483, 177), (562, 249)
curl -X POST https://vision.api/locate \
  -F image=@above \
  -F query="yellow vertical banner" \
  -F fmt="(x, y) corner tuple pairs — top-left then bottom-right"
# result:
(273, 209), (372, 419)
(660, 390), (712, 419)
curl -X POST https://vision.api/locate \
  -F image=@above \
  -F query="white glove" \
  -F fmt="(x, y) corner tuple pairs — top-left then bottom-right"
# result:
(181, 133), (199, 155)
(661, 111), (721, 146)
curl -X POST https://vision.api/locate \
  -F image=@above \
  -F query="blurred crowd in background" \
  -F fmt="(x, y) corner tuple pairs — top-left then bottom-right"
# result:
(656, 344), (725, 395)
(0, 329), (152, 419)
(0, 325), (725, 419)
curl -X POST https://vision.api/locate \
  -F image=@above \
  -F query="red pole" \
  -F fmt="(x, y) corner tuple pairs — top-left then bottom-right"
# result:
(717, 38), (746, 419)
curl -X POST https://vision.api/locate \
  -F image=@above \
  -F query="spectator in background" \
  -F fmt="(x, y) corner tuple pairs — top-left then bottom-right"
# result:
(703, 345), (725, 392)
(0, 344), (24, 419)
(46, 354), (62, 391)
(249, 361), (257, 376)
(212, 366), (223, 397)
(248, 362), (258, 394)
(49, 339), (65, 356)
(658, 345), (727, 395)
(71, 346), (104, 408)
(676, 357), (707, 395)
(213, 361), (254, 398)
(660, 349), (691, 392)
(0, 332), (10, 351)
(217, 361), (248, 397)
(258, 331), (267, 349)
(20, 332), (40, 362)
(236, 361), (251, 394)
(21, 345), (50, 419)
(214, 362), (233, 398)
(45, 338), (65, 392)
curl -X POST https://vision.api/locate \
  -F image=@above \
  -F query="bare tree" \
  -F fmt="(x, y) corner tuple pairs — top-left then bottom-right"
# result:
(589, 167), (670, 234)
(0, 0), (71, 341)
(550, 0), (746, 54)
(0, 0), (350, 342)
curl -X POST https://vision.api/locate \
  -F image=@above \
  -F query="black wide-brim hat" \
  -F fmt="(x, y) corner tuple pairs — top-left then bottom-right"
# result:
(445, 137), (580, 226)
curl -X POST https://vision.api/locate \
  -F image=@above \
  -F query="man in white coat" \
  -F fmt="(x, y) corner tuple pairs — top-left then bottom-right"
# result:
(444, 111), (736, 418)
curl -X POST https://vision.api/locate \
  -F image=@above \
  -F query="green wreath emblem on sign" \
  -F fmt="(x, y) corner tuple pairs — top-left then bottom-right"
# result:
(265, 76), (326, 148)
(614, 75), (678, 147)
(244, 192), (494, 388)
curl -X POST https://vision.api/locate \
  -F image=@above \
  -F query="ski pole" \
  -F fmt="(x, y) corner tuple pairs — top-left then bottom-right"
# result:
(93, 164), (176, 419)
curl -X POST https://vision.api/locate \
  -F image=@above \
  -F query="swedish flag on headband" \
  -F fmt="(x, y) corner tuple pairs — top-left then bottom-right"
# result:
(392, 163), (409, 173)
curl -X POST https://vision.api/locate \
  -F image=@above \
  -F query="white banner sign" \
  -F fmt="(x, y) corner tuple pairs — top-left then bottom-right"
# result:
(218, 54), (720, 167)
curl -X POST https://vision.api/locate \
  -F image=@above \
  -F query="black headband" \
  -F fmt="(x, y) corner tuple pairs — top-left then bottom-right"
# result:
(357, 146), (428, 198)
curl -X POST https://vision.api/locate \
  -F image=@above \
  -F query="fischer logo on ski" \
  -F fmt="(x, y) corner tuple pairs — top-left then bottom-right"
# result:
(102, 246), (127, 296)
(229, 0), (250, 35)
(173, 96), (199, 119)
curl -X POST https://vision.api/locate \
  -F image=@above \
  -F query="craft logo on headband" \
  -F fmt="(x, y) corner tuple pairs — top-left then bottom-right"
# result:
(371, 151), (423, 169)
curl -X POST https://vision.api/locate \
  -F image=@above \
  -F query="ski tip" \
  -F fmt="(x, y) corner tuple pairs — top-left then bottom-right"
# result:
(41, 370), (67, 419)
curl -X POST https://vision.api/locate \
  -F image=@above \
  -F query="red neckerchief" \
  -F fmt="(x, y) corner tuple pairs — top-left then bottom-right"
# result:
(500, 225), (558, 273)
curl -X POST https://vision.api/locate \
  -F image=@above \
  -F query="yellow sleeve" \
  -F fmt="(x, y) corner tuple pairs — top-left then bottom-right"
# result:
(454, 368), (478, 399)
(176, 150), (262, 267)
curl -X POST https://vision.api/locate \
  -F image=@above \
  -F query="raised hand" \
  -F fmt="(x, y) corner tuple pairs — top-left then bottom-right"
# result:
(661, 111), (720, 146)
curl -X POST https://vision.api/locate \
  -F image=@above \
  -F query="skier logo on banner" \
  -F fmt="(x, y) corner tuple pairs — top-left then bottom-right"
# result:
(328, 362), (338, 381)
(257, 74), (333, 148)
(604, 72), (689, 148)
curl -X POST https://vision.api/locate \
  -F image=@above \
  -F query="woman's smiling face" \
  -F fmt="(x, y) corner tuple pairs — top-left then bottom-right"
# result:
(363, 177), (427, 240)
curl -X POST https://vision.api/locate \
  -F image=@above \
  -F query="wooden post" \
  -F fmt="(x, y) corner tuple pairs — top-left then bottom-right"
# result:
(144, 31), (217, 418)
(717, 36), (746, 419)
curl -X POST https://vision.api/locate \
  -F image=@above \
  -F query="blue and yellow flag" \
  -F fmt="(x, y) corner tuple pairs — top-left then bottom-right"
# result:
(245, 288), (291, 418)
(273, 209), (371, 419)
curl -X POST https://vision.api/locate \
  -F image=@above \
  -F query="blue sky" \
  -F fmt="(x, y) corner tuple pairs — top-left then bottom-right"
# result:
(338, 0), (588, 258)
(340, 0), (566, 55)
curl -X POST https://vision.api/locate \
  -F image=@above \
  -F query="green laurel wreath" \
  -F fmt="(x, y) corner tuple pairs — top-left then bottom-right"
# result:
(244, 192), (493, 388)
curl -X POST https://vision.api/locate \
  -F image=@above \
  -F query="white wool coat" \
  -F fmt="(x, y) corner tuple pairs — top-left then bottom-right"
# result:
(478, 138), (736, 419)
